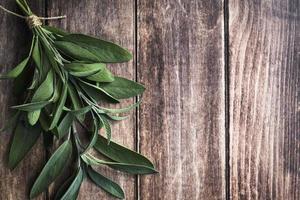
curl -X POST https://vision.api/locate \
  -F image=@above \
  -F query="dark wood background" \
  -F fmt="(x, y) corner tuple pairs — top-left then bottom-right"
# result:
(0, 0), (299, 199)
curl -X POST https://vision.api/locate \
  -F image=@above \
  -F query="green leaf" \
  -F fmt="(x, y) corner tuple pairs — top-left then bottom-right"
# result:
(65, 62), (106, 77)
(71, 105), (92, 117)
(33, 40), (51, 83)
(78, 79), (120, 103)
(0, 57), (29, 79)
(8, 116), (41, 169)
(60, 168), (83, 200)
(16, 0), (32, 15)
(42, 26), (68, 37)
(31, 70), (54, 102)
(104, 114), (128, 121)
(27, 69), (39, 90)
(39, 111), (50, 131)
(83, 113), (100, 152)
(30, 140), (72, 199)
(87, 166), (125, 199)
(98, 115), (111, 144)
(13, 63), (33, 94)
(68, 84), (83, 122)
(68, 84), (82, 109)
(0, 36), (35, 79)
(32, 37), (42, 72)
(27, 110), (41, 126)
(28, 70), (54, 125)
(56, 113), (74, 138)
(97, 100), (141, 114)
(12, 101), (50, 111)
(95, 135), (155, 168)
(86, 65), (114, 83)
(55, 41), (99, 62)
(82, 154), (157, 175)
(56, 34), (132, 63)
(99, 77), (145, 99)
(49, 82), (68, 130)
(54, 170), (77, 200)
(52, 76), (61, 103)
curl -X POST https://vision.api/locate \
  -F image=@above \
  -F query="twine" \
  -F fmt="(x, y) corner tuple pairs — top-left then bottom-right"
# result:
(26, 15), (42, 28)
(0, 5), (66, 28)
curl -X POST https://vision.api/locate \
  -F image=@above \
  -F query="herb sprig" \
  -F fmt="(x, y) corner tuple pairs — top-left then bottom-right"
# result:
(0, 0), (157, 199)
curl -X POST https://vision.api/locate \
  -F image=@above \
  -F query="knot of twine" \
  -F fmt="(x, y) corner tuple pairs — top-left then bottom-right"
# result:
(26, 15), (42, 28)
(0, 5), (66, 28)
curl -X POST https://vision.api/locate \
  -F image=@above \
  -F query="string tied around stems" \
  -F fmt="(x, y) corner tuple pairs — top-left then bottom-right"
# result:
(0, 5), (66, 28)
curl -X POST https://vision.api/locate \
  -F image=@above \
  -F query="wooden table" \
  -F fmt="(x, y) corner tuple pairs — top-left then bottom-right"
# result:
(0, 0), (299, 199)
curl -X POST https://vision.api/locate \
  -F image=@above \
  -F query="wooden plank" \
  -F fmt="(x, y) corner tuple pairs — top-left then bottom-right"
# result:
(138, 0), (226, 199)
(229, 0), (300, 199)
(47, 0), (136, 199)
(0, 1), (46, 200)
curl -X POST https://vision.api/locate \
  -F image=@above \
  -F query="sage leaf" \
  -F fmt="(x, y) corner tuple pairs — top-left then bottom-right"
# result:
(28, 70), (54, 125)
(104, 114), (128, 121)
(56, 113), (74, 138)
(65, 62), (105, 77)
(78, 79), (120, 103)
(27, 69), (39, 90)
(99, 77), (145, 99)
(71, 105), (92, 117)
(39, 111), (50, 131)
(98, 115), (112, 144)
(55, 41), (99, 62)
(95, 135), (154, 168)
(30, 140), (72, 198)
(0, 36), (35, 79)
(12, 101), (50, 111)
(56, 105), (91, 139)
(13, 64), (32, 94)
(86, 65), (114, 83)
(8, 117), (41, 169)
(0, 57), (30, 79)
(87, 166), (125, 199)
(97, 100), (141, 114)
(32, 37), (42, 73)
(16, 0), (31, 15)
(49, 82), (68, 130)
(60, 168), (83, 200)
(56, 34), (132, 63)
(28, 110), (41, 126)
(31, 70), (54, 102)
(82, 154), (157, 175)
(83, 114), (100, 153)
(68, 84), (84, 122)
(42, 26), (68, 37)
(54, 170), (77, 200)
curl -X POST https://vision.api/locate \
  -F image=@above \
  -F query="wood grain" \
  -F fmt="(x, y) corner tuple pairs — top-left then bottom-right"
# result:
(137, 0), (226, 199)
(0, 1), (46, 200)
(47, 0), (137, 199)
(229, 0), (300, 199)
(1, 0), (300, 199)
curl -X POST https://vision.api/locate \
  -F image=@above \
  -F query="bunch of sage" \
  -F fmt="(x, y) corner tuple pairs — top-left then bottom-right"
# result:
(0, 0), (157, 199)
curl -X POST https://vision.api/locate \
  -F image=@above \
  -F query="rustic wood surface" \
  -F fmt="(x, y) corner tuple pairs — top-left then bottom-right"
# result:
(229, 0), (300, 199)
(0, 1), (46, 200)
(0, 0), (299, 199)
(137, 0), (226, 199)
(47, 0), (137, 199)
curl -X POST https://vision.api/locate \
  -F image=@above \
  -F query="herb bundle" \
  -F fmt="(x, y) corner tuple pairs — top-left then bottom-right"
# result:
(0, 0), (157, 199)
